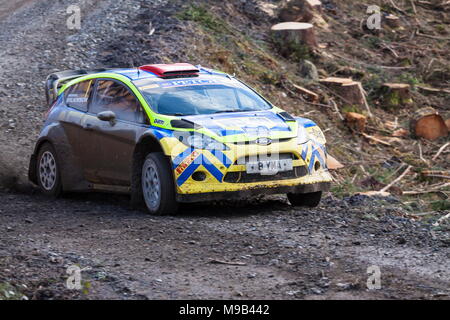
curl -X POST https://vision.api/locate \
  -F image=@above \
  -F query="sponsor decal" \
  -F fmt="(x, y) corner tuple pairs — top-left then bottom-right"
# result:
(139, 84), (160, 90)
(175, 151), (200, 175)
(160, 79), (219, 88)
(154, 119), (165, 125)
(256, 137), (272, 146)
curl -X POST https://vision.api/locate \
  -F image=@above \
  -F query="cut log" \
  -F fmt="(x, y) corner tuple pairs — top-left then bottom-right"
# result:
(446, 119), (450, 131)
(319, 77), (366, 110)
(271, 22), (318, 48)
(410, 107), (449, 140)
(279, 0), (322, 23)
(381, 83), (413, 109)
(327, 154), (344, 170)
(345, 112), (367, 133)
(384, 14), (401, 28)
(292, 83), (319, 103)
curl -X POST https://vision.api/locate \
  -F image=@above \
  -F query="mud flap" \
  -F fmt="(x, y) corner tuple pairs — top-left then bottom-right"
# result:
(28, 154), (38, 185)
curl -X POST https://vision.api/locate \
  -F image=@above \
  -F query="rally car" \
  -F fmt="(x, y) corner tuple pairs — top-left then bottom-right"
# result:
(29, 63), (332, 215)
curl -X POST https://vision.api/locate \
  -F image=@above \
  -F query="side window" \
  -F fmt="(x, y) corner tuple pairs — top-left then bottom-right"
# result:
(91, 80), (146, 123)
(65, 80), (94, 112)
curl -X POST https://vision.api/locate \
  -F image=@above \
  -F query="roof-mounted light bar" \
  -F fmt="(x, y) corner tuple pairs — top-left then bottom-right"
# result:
(139, 63), (200, 78)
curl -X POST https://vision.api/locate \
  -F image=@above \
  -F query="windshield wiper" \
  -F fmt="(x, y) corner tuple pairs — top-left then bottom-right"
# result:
(214, 109), (249, 114)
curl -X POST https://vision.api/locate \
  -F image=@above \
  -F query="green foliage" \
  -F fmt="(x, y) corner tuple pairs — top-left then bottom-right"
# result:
(271, 35), (311, 61)
(341, 105), (362, 114)
(178, 5), (229, 34)
(431, 200), (450, 211)
(397, 73), (421, 87)
(0, 283), (24, 300)
(366, 36), (382, 49)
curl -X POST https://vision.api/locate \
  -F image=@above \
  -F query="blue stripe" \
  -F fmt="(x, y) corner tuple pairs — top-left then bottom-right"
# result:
(304, 122), (317, 128)
(172, 148), (194, 169)
(210, 149), (232, 168)
(201, 155), (224, 182)
(301, 144), (309, 160)
(177, 162), (201, 186)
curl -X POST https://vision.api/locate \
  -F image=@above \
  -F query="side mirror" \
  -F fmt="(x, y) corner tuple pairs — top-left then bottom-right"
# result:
(97, 111), (116, 125)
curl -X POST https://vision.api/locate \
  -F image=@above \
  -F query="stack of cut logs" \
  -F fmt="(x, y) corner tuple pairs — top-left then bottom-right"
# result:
(272, 0), (449, 145)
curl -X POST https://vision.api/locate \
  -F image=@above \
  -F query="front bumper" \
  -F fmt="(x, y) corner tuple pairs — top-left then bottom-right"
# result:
(161, 135), (332, 200)
(176, 180), (331, 202)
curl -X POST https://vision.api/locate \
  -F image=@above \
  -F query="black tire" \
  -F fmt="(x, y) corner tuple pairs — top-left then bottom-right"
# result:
(36, 142), (62, 197)
(140, 152), (178, 215)
(287, 191), (322, 208)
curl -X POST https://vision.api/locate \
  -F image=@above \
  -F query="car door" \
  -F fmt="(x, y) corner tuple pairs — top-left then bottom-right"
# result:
(60, 79), (96, 172)
(82, 79), (149, 185)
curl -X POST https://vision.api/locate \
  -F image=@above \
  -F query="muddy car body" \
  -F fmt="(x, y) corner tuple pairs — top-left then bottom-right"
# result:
(29, 63), (332, 214)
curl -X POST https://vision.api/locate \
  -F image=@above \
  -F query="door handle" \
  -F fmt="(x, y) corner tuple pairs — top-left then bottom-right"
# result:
(82, 123), (94, 131)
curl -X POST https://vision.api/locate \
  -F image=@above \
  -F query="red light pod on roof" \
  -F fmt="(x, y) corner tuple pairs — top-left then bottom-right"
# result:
(139, 63), (200, 78)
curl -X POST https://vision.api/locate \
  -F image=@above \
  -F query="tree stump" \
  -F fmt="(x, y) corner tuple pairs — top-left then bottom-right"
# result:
(410, 107), (449, 140)
(279, 0), (322, 23)
(345, 112), (367, 133)
(381, 83), (413, 109)
(384, 14), (401, 28)
(271, 22), (318, 49)
(446, 119), (450, 131)
(319, 77), (365, 109)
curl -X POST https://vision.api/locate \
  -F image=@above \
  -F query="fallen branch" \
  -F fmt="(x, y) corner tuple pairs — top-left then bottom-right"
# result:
(361, 133), (392, 146)
(379, 165), (413, 193)
(331, 53), (414, 70)
(330, 98), (344, 121)
(417, 86), (450, 95)
(356, 82), (373, 118)
(403, 182), (450, 195)
(292, 83), (319, 103)
(418, 142), (429, 165)
(433, 213), (450, 227)
(416, 30), (450, 40)
(432, 142), (450, 161)
(209, 259), (247, 266)
(388, 0), (410, 15)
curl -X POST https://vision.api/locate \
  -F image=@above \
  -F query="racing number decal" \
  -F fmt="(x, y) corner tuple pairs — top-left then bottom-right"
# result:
(175, 151), (200, 175)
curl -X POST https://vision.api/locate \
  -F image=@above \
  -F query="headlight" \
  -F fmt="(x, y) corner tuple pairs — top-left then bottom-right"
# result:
(297, 126), (310, 144)
(180, 133), (229, 150)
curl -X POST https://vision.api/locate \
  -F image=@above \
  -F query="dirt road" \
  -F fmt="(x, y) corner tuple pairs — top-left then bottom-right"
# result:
(0, 0), (448, 300)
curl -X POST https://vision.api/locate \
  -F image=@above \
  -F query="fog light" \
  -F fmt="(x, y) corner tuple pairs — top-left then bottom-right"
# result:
(192, 171), (207, 182)
(314, 161), (321, 171)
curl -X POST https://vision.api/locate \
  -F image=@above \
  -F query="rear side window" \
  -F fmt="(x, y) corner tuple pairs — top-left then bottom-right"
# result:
(65, 80), (94, 112)
(91, 80), (146, 123)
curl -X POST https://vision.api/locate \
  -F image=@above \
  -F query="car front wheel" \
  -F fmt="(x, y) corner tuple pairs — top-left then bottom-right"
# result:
(287, 191), (322, 208)
(37, 142), (62, 197)
(141, 152), (178, 215)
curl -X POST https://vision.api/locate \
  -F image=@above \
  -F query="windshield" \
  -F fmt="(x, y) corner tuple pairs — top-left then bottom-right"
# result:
(136, 79), (272, 116)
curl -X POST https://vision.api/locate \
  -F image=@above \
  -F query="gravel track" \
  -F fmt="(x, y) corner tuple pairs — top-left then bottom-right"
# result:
(0, 0), (448, 300)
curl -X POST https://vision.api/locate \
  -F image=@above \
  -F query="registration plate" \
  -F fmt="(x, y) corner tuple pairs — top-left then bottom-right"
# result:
(246, 159), (293, 175)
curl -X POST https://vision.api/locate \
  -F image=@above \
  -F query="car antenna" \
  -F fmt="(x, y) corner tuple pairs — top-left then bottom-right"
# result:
(131, 59), (140, 77)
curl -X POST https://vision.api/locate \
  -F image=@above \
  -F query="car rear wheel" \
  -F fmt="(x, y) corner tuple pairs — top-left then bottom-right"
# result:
(37, 142), (62, 197)
(287, 191), (322, 208)
(141, 152), (178, 215)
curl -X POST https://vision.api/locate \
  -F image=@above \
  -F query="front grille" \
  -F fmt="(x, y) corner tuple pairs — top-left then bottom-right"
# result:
(234, 153), (298, 165)
(224, 166), (308, 183)
(231, 138), (293, 145)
